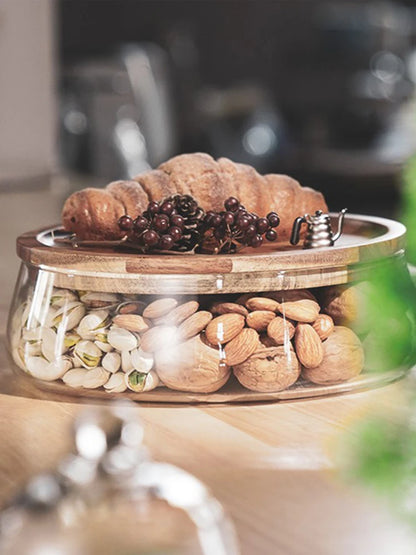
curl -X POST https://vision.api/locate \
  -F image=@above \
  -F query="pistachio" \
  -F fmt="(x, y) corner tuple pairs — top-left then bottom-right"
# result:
(104, 372), (127, 393)
(125, 369), (160, 392)
(26, 356), (72, 381)
(20, 338), (42, 359)
(130, 348), (154, 373)
(21, 327), (43, 342)
(121, 350), (134, 373)
(77, 310), (111, 339)
(62, 368), (88, 388)
(41, 327), (65, 362)
(50, 289), (79, 308)
(83, 367), (110, 389)
(73, 340), (102, 369)
(79, 291), (120, 309)
(94, 339), (113, 353)
(107, 327), (138, 351)
(64, 331), (81, 349)
(102, 351), (121, 373)
(52, 302), (86, 331)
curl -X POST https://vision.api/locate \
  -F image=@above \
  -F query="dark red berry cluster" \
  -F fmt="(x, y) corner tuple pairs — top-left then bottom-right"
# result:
(118, 195), (280, 254)
(203, 197), (279, 253)
(118, 199), (186, 251)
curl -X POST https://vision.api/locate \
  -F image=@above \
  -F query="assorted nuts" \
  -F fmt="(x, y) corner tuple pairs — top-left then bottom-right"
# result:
(10, 284), (367, 396)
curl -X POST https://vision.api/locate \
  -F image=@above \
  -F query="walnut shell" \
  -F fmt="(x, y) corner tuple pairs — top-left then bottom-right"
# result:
(320, 283), (371, 336)
(154, 335), (230, 393)
(233, 343), (300, 393)
(302, 326), (364, 385)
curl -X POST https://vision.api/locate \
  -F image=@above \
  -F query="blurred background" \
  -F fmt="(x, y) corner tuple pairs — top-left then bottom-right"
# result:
(2, 0), (416, 297)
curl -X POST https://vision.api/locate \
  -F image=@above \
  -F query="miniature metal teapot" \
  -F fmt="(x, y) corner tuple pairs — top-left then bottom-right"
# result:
(290, 208), (347, 249)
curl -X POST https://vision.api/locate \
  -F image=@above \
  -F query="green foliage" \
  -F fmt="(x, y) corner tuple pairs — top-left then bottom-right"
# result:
(402, 156), (416, 265)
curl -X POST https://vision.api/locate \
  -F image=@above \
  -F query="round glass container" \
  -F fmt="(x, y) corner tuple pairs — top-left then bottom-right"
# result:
(6, 214), (415, 403)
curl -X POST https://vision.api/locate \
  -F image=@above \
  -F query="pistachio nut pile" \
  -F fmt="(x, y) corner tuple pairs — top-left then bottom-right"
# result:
(8, 285), (370, 396)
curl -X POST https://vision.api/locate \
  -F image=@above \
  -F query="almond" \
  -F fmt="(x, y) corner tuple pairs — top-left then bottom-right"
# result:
(312, 314), (334, 341)
(277, 299), (320, 323)
(247, 310), (276, 332)
(143, 298), (178, 319)
(236, 293), (258, 306)
(118, 301), (145, 315)
(224, 328), (259, 366)
(267, 316), (295, 344)
(154, 300), (199, 326)
(294, 323), (324, 368)
(205, 313), (245, 345)
(211, 302), (249, 317)
(178, 311), (213, 341)
(245, 297), (280, 312)
(140, 325), (178, 353)
(112, 314), (150, 333)
(267, 289), (317, 303)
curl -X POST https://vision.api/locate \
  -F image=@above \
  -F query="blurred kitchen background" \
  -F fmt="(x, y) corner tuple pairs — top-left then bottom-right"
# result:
(2, 0), (416, 299)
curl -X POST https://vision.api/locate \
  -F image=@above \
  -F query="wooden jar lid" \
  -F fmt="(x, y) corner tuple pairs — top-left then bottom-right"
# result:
(16, 214), (406, 294)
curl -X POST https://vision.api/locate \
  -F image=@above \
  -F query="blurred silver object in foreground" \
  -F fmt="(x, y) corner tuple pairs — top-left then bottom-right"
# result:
(0, 403), (240, 555)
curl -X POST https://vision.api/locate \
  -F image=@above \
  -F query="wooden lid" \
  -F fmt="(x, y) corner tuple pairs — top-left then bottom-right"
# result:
(16, 214), (406, 294)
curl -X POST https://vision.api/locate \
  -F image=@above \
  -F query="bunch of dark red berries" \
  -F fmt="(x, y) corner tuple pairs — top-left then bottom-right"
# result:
(118, 195), (280, 254)
(203, 196), (279, 253)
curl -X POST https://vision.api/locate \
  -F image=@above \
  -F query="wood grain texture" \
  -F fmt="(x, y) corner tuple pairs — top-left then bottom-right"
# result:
(15, 214), (406, 294)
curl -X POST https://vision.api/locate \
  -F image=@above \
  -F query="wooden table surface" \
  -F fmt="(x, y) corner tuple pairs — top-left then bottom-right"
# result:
(1, 186), (416, 554)
(1, 300), (415, 554)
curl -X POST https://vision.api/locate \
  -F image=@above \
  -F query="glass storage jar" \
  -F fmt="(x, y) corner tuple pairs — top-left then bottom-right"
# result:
(6, 214), (416, 402)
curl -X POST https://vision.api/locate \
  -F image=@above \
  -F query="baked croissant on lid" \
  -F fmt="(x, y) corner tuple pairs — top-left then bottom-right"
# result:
(62, 152), (327, 242)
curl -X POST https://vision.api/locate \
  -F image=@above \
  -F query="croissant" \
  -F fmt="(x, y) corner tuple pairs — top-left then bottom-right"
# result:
(62, 153), (327, 242)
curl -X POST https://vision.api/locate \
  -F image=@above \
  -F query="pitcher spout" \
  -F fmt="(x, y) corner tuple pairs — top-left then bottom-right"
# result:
(332, 208), (348, 243)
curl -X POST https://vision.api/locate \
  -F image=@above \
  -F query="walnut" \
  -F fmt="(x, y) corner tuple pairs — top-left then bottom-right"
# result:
(233, 343), (300, 392)
(302, 326), (364, 385)
(320, 283), (371, 336)
(154, 335), (230, 393)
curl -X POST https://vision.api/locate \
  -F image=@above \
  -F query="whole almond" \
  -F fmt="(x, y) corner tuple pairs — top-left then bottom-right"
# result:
(211, 302), (249, 317)
(267, 316), (295, 344)
(143, 298), (178, 319)
(246, 310), (276, 332)
(236, 293), (258, 306)
(278, 299), (320, 323)
(178, 311), (213, 341)
(267, 289), (317, 303)
(118, 301), (145, 315)
(224, 328), (259, 366)
(312, 314), (334, 341)
(113, 314), (150, 333)
(141, 325), (178, 353)
(294, 323), (324, 368)
(245, 297), (280, 312)
(154, 301), (199, 326)
(205, 313), (245, 345)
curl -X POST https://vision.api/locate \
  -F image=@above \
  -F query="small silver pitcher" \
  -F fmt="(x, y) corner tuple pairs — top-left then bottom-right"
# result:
(290, 208), (347, 249)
